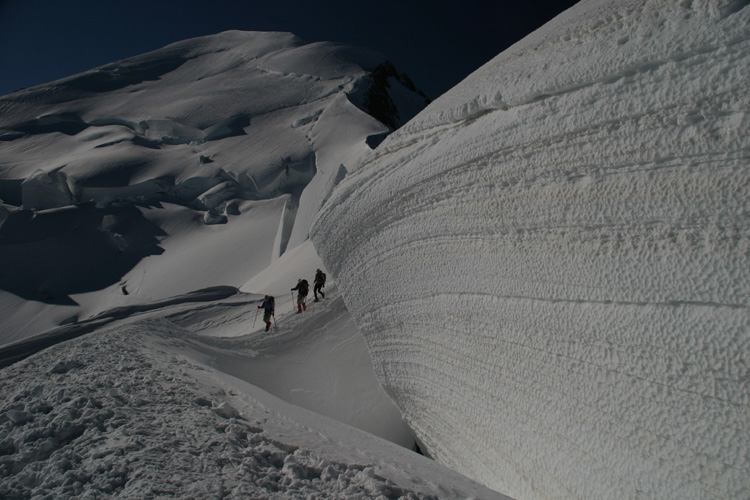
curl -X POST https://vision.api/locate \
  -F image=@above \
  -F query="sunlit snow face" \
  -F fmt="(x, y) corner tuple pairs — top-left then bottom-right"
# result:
(0, 31), (427, 336)
(310, 1), (750, 498)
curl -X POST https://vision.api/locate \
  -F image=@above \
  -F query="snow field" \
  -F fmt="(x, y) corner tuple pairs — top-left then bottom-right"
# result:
(0, 320), (411, 499)
(312, 1), (750, 498)
(0, 304), (508, 499)
(0, 26), (513, 500)
(167, 287), (416, 448)
(0, 30), (426, 343)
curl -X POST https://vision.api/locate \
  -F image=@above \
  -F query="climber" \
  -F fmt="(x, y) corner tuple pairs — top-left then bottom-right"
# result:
(313, 269), (326, 302)
(291, 279), (309, 313)
(258, 295), (275, 331)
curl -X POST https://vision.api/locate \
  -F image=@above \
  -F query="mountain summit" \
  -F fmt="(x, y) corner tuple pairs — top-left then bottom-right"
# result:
(0, 30), (428, 342)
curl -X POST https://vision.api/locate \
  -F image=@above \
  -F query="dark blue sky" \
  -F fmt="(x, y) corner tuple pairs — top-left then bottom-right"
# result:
(0, 0), (579, 100)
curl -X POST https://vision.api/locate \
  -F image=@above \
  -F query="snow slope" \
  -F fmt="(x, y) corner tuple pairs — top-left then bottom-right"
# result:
(0, 30), (428, 343)
(0, 299), (507, 499)
(0, 30), (504, 499)
(312, 0), (750, 498)
(1, 231), (509, 498)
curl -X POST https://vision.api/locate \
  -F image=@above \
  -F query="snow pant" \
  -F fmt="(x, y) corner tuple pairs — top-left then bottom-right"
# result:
(297, 294), (307, 312)
(263, 311), (273, 330)
(314, 283), (325, 300)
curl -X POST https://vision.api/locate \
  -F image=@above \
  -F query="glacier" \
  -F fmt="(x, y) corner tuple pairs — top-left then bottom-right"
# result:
(312, 0), (750, 498)
(0, 30), (428, 343)
(0, 30), (507, 500)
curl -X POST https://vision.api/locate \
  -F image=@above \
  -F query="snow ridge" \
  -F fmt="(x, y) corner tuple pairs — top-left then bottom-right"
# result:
(312, 1), (750, 499)
(0, 30), (428, 341)
(0, 320), (438, 499)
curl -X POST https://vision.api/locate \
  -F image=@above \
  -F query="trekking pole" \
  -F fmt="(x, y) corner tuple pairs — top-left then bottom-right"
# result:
(291, 291), (295, 313)
(253, 306), (260, 328)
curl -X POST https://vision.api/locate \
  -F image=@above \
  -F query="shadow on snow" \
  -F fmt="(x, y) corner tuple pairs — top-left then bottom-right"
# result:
(0, 202), (165, 304)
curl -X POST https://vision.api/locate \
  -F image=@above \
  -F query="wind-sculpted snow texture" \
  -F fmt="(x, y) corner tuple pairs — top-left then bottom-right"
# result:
(312, 1), (750, 498)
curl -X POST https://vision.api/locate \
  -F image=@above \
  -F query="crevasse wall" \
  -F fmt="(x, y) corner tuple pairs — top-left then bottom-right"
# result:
(311, 1), (750, 499)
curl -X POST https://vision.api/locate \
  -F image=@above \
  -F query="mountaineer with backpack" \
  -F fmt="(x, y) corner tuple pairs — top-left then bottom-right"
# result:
(291, 279), (309, 313)
(258, 295), (275, 331)
(314, 269), (326, 302)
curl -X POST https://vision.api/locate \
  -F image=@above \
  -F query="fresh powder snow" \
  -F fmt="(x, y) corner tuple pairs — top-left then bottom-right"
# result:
(312, 0), (750, 499)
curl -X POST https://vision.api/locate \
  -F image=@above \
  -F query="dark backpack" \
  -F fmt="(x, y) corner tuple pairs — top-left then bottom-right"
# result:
(263, 296), (275, 312)
(299, 280), (309, 295)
